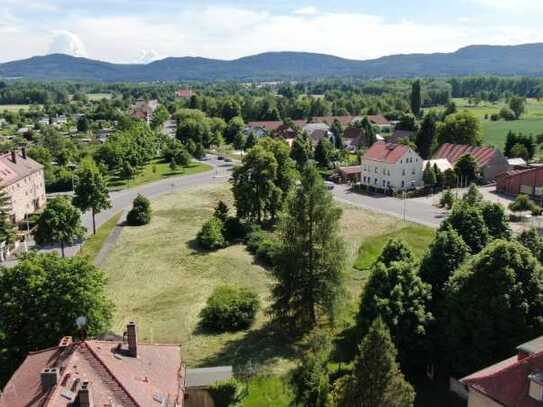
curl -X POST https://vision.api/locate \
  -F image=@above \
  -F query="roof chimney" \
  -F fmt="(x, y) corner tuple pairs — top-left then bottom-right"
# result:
(10, 150), (16, 164)
(40, 367), (59, 392)
(76, 381), (94, 407)
(127, 322), (138, 358)
(58, 336), (72, 348)
(21, 147), (26, 159)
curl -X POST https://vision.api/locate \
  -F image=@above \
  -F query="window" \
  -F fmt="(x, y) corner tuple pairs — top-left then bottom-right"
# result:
(402, 169), (406, 176)
(382, 180), (386, 186)
(401, 180), (405, 188)
(412, 169), (415, 175)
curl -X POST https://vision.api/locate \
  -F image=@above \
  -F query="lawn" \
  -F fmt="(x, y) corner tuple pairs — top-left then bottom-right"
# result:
(78, 212), (122, 263)
(450, 98), (543, 149)
(99, 183), (436, 405)
(0, 104), (39, 112)
(86, 93), (113, 101)
(353, 224), (435, 271)
(107, 159), (211, 190)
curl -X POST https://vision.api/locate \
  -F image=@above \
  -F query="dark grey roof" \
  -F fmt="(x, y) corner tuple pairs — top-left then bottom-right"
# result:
(185, 366), (233, 388)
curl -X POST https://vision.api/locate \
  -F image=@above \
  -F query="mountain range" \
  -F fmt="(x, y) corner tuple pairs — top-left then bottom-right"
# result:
(2, 43), (543, 82)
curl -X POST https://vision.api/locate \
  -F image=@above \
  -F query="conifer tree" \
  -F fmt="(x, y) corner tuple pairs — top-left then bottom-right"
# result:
(337, 318), (415, 407)
(410, 80), (422, 117)
(270, 165), (345, 333)
(376, 238), (415, 267)
(0, 188), (16, 245)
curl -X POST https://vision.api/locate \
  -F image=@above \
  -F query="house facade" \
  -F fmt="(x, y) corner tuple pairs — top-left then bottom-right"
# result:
(0, 149), (46, 223)
(461, 336), (543, 407)
(130, 99), (159, 125)
(360, 142), (423, 192)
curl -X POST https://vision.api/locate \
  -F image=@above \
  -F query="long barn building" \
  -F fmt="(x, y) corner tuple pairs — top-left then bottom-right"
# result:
(496, 166), (543, 199)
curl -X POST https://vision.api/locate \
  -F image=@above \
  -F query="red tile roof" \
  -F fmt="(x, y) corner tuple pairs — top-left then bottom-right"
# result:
(0, 338), (185, 407)
(247, 120), (306, 131)
(0, 151), (43, 188)
(462, 350), (543, 407)
(367, 115), (391, 126)
(433, 143), (499, 167)
(176, 88), (193, 98)
(362, 141), (410, 164)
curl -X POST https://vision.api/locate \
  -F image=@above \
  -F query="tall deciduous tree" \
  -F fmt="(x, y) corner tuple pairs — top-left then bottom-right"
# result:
(481, 202), (511, 240)
(517, 228), (543, 263)
(34, 196), (86, 257)
(447, 240), (543, 376)
(232, 145), (279, 224)
(270, 165), (345, 333)
(440, 202), (489, 253)
(72, 160), (111, 235)
(455, 154), (479, 184)
(290, 133), (313, 169)
(337, 318), (415, 407)
(437, 111), (481, 146)
(410, 80), (422, 117)
(314, 138), (334, 169)
(357, 259), (432, 373)
(0, 253), (112, 382)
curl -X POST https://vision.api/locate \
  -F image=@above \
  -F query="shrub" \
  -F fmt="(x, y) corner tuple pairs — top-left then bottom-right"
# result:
(490, 113), (499, 121)
(197, 217), (226, 250)
(208, 379), (247, 407)
(500, 106), (516, 121)
(200, 285), (260, 331)
(223, 216), (248, 242)
(439, 190), (455, 209)
(245, 227), (280, 266)
(126, 194), (151, 226)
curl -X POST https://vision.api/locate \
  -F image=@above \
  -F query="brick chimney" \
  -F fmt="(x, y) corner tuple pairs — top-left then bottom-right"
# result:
(76, 381), (94, 407)
(21, 147), (26, 159)
(10, 150), (16, 164)
(127, 322), (138, 358)
(40, 367), (59, 391)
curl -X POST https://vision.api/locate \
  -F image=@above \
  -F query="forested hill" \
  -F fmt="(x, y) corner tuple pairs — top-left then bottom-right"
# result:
(2, 43), (543, 82)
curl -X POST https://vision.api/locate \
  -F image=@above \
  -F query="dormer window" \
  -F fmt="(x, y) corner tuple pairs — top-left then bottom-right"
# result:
(529, 372), (543, 401)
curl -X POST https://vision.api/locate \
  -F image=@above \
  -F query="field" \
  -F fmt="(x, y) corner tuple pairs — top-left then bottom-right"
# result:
(86, 93), (113, 101)
(450, 98), (543, 149)
(98, 182), (437, 404)
(107, 159), (211, 190)
(353, 224), (435, 270)
(0, 104), (39, 112)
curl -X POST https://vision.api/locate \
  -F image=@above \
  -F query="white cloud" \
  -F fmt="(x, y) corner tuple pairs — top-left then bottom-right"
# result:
(136, 49), (161, 64)
(294, 6), (319, 16)
(0, 8), (20, 33)
(2, 4), (543, 63)
(48, 30), (87, 57)
(467, 0), (543, 12)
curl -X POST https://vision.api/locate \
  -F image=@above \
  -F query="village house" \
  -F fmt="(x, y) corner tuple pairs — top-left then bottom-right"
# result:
(0, 149), (46, 223)
(360, 141), (423, 192)
(176, 88), (194, 98)
(130, 99), (159, 125)
(433, 143), (510, 182)
(461, 336), (543, 407)
(0, 322), (232, 407)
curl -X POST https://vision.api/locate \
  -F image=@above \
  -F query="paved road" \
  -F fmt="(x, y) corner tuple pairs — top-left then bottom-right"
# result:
(11, 157), (233, 261)
(331, 184), (447, 228)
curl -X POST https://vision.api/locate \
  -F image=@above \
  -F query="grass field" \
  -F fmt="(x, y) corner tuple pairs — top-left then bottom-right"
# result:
(353, 224), (435, 271)
(108, 159), (211, 190)
(450, 98), (543, 149)
(86, 93), (113, 101)
(99, 183), (435, 405)
(78, 212), (122, 262)
(0, 104), (39, 112)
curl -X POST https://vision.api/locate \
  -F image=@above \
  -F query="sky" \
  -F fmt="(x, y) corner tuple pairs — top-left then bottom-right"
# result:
(1, 0), (543, 63)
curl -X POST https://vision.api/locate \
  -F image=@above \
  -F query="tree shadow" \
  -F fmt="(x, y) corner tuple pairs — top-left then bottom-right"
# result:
(185, 238), (215, 256)
(195, 323), (299, 371)
(330, 323), (358, 364)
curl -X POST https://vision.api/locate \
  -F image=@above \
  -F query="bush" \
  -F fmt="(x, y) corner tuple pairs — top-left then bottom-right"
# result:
(223, 216), (248, 242)
(200, 285), (260, 331)
(500, 106), (516, 121)
(126, 194), (151, 225)
(197, 217), (226, 250)
(208, 379), (247, 407)
(439, 190), (455, 209)
(490, 113), (499, 121)
(245, 227), (281, 266)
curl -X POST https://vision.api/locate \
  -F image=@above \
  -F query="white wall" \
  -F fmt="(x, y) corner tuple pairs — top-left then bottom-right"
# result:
(360, 149), (423, 191)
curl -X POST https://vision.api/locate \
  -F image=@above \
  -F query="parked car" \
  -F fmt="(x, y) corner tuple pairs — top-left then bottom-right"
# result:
(324, 181), (335, 190)
(217, 155), (224, 160)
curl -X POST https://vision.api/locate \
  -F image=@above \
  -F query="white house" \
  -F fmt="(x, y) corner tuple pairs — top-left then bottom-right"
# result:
(360, 141), (423, 192)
